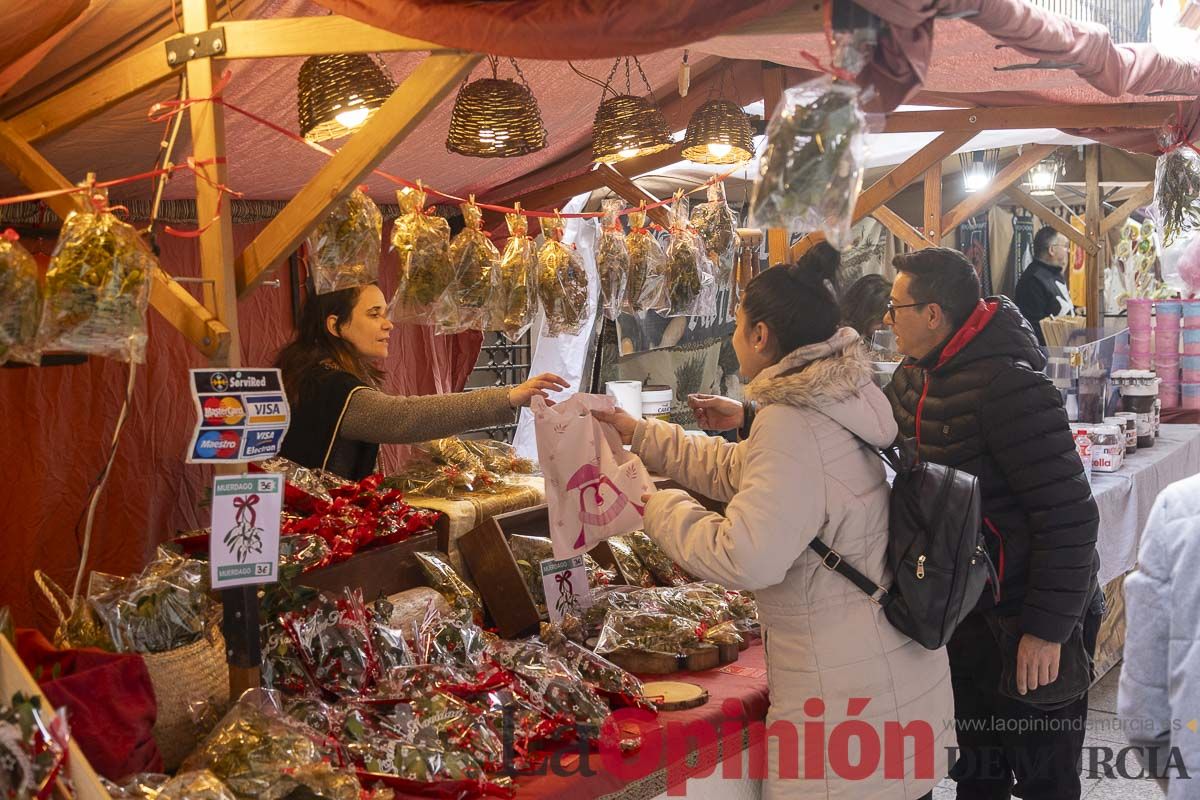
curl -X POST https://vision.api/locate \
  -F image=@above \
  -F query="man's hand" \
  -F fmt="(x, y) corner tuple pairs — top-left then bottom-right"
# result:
(688, 394), (744, 432)
(1016, 633), (1061, 695)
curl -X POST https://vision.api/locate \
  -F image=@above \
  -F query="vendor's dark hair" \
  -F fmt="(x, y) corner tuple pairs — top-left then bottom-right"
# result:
(793, 240), (842, 297)
(275, 284), (384, 408)
(840, 274), (892, 338)
(742, 263), (840, 356)
(1033, 225), (1061, 258)
(892, 247), (981, 330)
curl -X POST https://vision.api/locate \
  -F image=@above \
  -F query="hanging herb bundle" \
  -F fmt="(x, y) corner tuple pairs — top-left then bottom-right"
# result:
(39, 189), (154, 362)
(388, 182), (453, 323)
(443, 198), (499, 332)
(623, 205), (667, 313)
(690, 181), (739, 281)
(749, 75), (867, 250)
(0, 229), (41, 366)
(1153, 124), (1200, 246)
(596, 199), (629, 320)
(306, 187), (382, 295)
(537, 213), (589, 337)
(491, 205), (538, 341)
(663, 190), (705, 315)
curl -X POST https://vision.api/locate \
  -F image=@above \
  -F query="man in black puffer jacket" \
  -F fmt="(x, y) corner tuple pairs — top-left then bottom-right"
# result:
(885, 248), (1101, 800)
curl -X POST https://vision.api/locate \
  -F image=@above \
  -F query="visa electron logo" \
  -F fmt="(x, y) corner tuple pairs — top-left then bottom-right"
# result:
(194, 430), (240, 459)
(202, 396), (246, 426)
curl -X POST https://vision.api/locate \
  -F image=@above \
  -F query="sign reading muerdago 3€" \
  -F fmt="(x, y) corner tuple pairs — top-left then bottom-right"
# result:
(187, 369), (291, 463)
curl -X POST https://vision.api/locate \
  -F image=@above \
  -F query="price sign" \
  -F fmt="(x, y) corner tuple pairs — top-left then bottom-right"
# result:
(210, 474), (282, 589)
(540, 555), (592, 624)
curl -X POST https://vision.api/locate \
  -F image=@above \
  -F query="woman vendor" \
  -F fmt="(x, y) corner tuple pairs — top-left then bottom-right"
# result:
(276, 283), (567, 480)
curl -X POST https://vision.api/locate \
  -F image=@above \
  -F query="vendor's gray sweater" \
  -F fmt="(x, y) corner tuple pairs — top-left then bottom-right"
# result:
(1119, 473), (1200, 796)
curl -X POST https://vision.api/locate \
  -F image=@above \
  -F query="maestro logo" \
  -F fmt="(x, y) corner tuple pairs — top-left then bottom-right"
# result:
(194, 430), (241, 459)
(202, 395), (246, 426)
(209, 372), (230, 392)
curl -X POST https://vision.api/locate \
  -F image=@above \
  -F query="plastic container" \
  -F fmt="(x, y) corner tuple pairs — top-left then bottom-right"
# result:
(605, 380), (642, 414)
(1084, 424), (1125, 472)
(1113, 411), (1138, 454)
(1113, 369), (1158, 448)
(1069, 424), (1093, 481)
(641, 386), (673, 421)
(1127, 298), (1153, 329)
(1183, 329), (1200, 355)
(1182, 298), (1200, 329)
(1183, 383), (1200, 410)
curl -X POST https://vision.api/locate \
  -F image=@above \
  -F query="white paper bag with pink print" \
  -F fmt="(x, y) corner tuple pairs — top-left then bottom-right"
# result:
(532, 393), (655, 560)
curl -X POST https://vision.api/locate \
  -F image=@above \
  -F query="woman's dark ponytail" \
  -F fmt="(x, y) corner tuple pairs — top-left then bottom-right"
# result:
(742, 263), (841, 356)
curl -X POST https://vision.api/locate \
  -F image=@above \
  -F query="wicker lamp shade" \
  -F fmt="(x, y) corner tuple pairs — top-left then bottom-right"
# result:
(592, 94), (673, 163)
(446, 77), (547, 158)
(681, 99), (754, 164)
(298, 54), (397, 143)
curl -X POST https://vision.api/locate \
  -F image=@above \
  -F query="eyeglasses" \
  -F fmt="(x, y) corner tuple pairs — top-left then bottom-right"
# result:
(885, 298), (928, 323)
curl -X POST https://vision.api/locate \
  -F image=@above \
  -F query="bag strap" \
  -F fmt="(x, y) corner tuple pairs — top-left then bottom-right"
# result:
(807, 538), (891, 606)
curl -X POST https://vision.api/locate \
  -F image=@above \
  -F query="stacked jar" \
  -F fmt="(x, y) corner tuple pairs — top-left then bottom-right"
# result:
(1183, 299), (1200, 410)
(1127, 298), (1153, 369)
(1155, 299), (1182, 409)
(1112, 370), (1159, 449)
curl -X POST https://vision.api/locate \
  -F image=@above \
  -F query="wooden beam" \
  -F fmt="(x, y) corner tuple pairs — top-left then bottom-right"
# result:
(0, 121), (85, 221)
(1006, 185), (1097, 255)
(791, 130), (976, 260)
(1100, 182), (1154, 235)
(237, 52), (482, 297)
(149, 268), (231, 360)
(1084, 144), (1102, 330)
(872, 206), (933, 251)
(941, 145), (1058, 235)
(923, 161), (942, 242)
(762, 61), (789, 266)
(599, 165), (671, 228)
(219, 16), (449, 60)
(7, 40), (178, 144)
(883, 102), (1178, 134)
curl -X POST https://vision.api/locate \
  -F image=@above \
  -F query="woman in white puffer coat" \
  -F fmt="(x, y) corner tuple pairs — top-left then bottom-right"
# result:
(598, 265), (955, 799)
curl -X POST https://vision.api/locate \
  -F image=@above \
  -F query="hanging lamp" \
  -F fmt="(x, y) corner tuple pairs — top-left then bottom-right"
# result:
(298, 54), (397, 143)
(681, 64), (753, 165)
(446, 56), (547, 158)
(1026, 153), (1063, 196)
(959, 149), (1000, 193)
(592, 57), (673, 163)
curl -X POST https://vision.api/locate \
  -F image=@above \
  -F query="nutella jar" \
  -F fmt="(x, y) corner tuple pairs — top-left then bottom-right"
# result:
(1113, 370), (1157, 449)
(1086, 425), (1125, 473)
(1113, 411), (1138, 454)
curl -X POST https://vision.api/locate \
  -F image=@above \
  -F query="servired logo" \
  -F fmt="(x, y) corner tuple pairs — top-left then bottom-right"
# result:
(194, 430), (241, 459)
(202, 396), (246, 426)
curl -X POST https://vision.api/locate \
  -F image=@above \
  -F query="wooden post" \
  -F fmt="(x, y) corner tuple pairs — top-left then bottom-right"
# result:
(1100, 183), (1154, 236)
(1006, 185), (1096, 255)
(923, 161), (942, 243)
(762, 62), (789, 267)
(1084, 145), (1102, 331)
(872, 206), (932, 251)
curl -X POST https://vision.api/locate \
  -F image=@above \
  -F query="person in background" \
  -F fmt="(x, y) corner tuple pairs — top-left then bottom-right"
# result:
(840, 274), (893, 343)
(1014, 225), (1076, 346)
(597, 264), (954, 799)
(275, 283), (566, 480)
(1119, 474), (1200, 798)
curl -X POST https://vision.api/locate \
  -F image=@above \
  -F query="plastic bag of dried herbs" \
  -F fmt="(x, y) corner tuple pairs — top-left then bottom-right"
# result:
(606, 535), (655, 588)
(626, 530), (694, 586)
(491, 205), (538, 342)
(306, 187), (382, 295)
(38, 190), (153, 362)
(594, 608), (702, 656)
(442, 198), (498, 333)
(537, 214), (590, 337)
(690, 181), (739, 282)
(0, 229), (41, 366)
(596, 199), (629, 320)
(413, 551), (484, 626)
(388, 182), (453, 324)
(663, 191), (717, 318)
(1153, 123), (1200, 246)
(623, 205), (668, 313)
(749, 75), (867, 251)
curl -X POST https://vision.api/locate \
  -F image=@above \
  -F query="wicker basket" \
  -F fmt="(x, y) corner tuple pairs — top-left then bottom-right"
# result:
(141, 630), (230, 770)
(446, 76), (546, 158)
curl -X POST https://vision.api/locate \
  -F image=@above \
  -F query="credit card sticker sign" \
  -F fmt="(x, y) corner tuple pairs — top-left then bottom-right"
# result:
(187, 369), (290, 463)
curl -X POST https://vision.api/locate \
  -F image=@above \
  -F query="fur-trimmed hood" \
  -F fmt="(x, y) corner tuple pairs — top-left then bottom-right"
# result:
(745, 327), (898, 447)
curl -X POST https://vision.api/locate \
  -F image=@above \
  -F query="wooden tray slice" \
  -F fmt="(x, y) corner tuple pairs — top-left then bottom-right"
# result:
(642, 680), (709, 711)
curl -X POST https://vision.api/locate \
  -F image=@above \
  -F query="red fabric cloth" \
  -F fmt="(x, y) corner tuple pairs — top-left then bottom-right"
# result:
(0, 222), (481, 634)
(15, 628), (162, 780)
(312, 0), (792, 59)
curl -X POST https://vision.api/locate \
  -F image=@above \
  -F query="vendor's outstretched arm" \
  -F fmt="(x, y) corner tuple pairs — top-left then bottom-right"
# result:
(632, 418), (744, 503)
(340, 387), (515, 445)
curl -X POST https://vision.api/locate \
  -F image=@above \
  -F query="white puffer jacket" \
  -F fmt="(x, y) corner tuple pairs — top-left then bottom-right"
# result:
(634, 328), (956, 800)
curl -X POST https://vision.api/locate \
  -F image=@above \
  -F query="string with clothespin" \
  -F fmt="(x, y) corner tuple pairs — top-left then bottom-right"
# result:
(1158, 101), (1200, 157)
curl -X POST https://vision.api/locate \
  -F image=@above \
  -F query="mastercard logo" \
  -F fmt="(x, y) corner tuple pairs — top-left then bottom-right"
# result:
(202, 396), (246, 426)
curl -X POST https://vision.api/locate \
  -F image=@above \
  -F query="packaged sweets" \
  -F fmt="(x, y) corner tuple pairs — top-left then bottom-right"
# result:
(492, 204), (538, 341)
(623, 205), (667, 313)
(749, 75), (867, 250)
(413, 551), (484, 626)
(388, 182), (453, 323)
(442, 198), (498, 332)
(39, 190), (153, 362)
(306, 187), (382, 295)
(595, 199), (629, 319)
(536, 213), (590, 337)
(0, 229), (41, 365)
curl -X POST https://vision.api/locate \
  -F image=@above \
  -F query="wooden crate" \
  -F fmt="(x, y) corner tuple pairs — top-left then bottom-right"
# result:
(300, 517), (449, 599)
(0, 635), (112, 800)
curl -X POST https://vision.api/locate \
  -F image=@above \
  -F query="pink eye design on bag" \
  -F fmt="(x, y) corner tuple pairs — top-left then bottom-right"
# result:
(564, 463), (645, 548)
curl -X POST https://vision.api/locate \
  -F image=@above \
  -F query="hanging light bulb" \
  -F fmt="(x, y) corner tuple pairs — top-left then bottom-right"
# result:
(1026, 154), (1062, 196)
(446, 56), (547, 158)
(297, 54), (397, 143)
(592, 57), (673, 163)
(959, 149), (1000, 193)
(682, 99), (754, 165)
